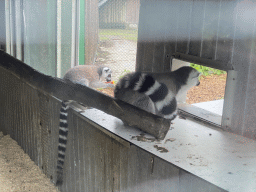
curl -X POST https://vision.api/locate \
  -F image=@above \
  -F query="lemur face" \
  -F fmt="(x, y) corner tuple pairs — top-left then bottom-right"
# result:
(102, 67), (112, 82)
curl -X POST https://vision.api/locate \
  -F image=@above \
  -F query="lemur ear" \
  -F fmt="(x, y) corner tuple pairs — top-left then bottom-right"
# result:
(97, 67), (103, 78)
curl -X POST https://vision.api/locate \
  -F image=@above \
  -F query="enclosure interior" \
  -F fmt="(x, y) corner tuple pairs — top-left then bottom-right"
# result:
(1, 0), (256, 192)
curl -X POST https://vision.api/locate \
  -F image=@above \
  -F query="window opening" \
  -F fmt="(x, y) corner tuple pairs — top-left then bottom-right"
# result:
(172, 59), (227, 127)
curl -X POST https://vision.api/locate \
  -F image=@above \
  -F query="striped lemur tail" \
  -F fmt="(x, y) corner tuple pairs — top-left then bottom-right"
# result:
(56, 101), (70, 186)
(114, 72), (177, 120)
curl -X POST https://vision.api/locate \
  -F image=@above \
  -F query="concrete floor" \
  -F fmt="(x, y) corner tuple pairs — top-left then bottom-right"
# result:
(193, 99), (224, 116)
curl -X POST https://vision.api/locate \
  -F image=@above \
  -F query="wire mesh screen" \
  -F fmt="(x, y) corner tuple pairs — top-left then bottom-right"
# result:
(96, 0), (140, 82)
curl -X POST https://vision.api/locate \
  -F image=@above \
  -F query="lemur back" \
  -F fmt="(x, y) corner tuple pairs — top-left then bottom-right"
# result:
(114, 66), (200, 119)
(115, 72), (178, 120)
(63, 65), (113, 88)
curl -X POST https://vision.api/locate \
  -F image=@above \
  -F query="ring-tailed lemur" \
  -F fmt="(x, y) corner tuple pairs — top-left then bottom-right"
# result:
(114, 66), (200, 120)
(63, 65), (114, 88)
(63, 65), (114, 111)
(56, 65), (113, 185)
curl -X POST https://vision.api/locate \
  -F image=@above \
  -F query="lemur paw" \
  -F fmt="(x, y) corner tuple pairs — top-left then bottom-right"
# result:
(164, 111), (177, 121)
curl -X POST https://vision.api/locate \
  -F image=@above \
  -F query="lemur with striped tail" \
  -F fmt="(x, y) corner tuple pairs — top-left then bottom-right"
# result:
(114, 66), (201, 120)
(56, 65), (113, 185)
(56, 100), (71, 185)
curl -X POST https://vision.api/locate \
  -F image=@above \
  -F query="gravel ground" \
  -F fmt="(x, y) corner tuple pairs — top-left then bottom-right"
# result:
(0, 132), (58, 192)
(186, 74), (227, 104)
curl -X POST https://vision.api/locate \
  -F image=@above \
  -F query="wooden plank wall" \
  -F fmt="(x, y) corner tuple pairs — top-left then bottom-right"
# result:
(99, 0), (140, 28)
(126, 0), (140, 25)
(136, 0), (235, 72)
(99, 0), (127, 28)
(136, 0), (256, 140)
(84, 0), (99, 66)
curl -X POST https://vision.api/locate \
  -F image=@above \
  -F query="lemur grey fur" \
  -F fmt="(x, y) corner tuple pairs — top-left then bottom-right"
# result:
(114, 66), (200, 120)
(63, 65), (114, 111)
(63, 65), (114, 88)
(56, 65), (113, 185)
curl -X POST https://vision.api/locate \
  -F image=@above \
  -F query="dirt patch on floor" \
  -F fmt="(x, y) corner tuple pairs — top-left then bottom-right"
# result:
(97, 74), (227, 104)
(0, 133), (58, 192)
